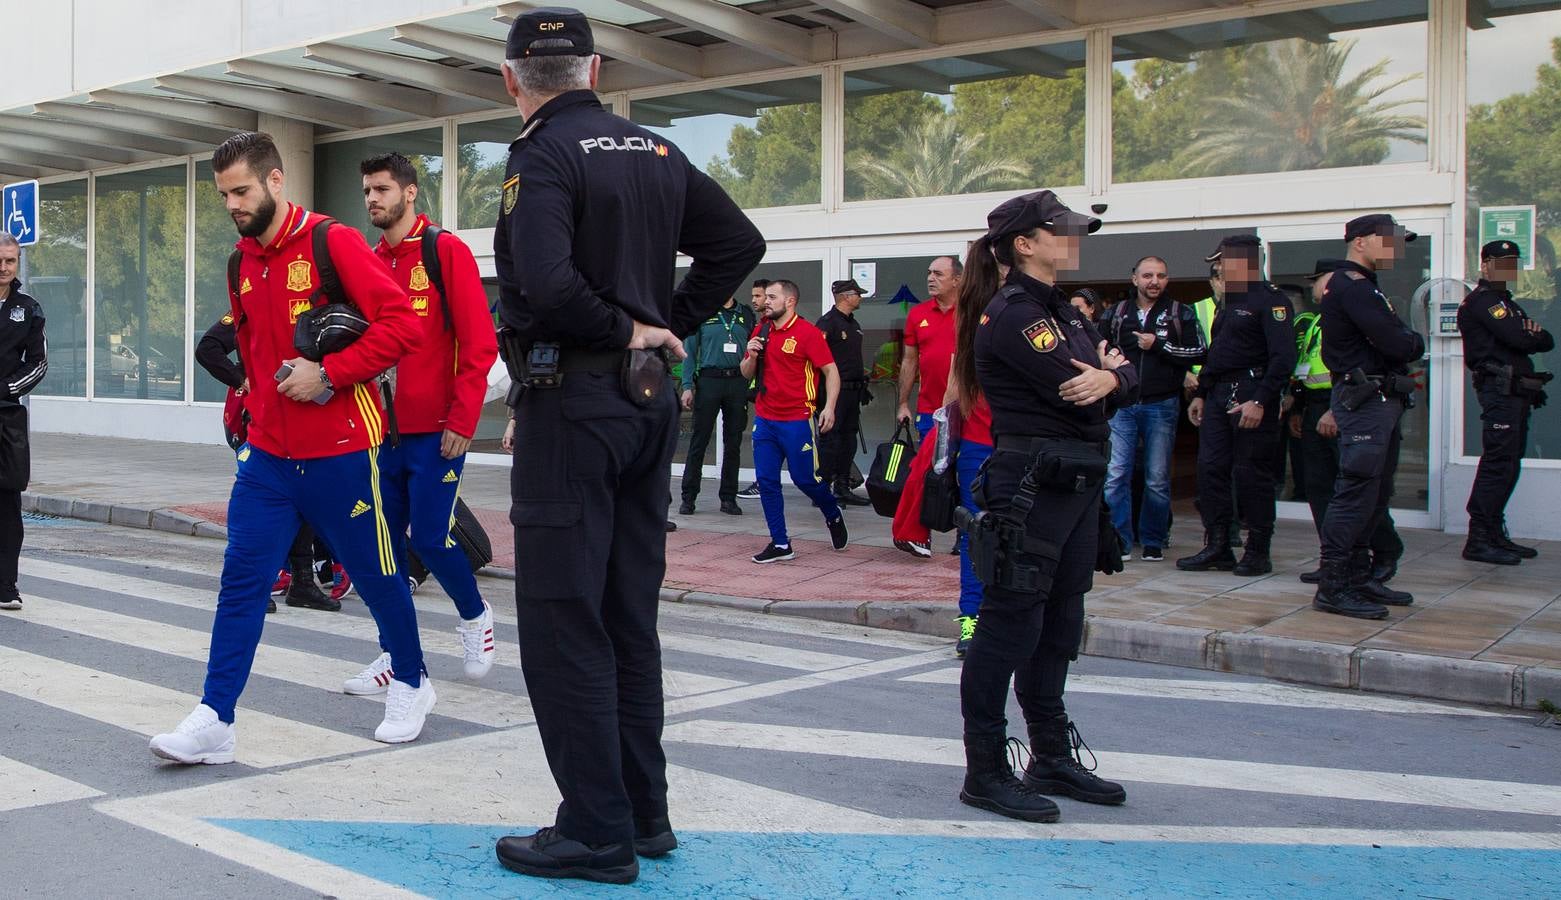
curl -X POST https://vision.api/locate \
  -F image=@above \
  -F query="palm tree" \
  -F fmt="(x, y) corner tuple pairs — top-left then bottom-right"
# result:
(1175, 38), (1426, 176)
(849, 113), (1029, 199)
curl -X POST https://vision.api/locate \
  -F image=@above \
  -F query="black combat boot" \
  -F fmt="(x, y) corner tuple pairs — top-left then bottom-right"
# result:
(1176, 530), (1237, 571)
(1368, 552), (1400, 584)
(1022, 715), (1126, 805)
(833, 479), (871, 507)
(1233, 530), (1273, 576)
(285, 559), (341, 611)
(1463, 521), (1522, 566)
(1312, 559), (1387, 620)
(1494, 520), (1539, 560)
(959, 734), (1060, 822)
(1350, 550), (1412, 606)
(1299, 566), (1323, 585)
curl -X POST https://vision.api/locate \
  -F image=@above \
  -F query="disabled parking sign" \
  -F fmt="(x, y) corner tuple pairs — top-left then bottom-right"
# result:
(3, 180), (38, 246)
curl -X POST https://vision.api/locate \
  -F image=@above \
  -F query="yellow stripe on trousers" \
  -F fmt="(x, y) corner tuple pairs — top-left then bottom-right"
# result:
(366, 445), (396, 576)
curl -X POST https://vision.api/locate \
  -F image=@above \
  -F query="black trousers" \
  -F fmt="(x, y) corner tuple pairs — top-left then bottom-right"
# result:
(1320, 389), (1405, 563)
(0, 489), (19, 589)
(679, 374), (749, 504)
(1196, 379), (1280, 537)
(817, 384), (863, 486)
(1467, 382), (1531, 527)
(960, 446), (1097, 737)
(1298, 392), (1403, 560)
(511, 370), (678, 847)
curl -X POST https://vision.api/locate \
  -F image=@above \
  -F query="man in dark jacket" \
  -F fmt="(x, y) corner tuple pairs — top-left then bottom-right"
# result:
(0, 233), (47, 612)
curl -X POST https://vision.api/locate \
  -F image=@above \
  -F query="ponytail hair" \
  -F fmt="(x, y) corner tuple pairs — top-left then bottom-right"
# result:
(953, 236), (1003, 416)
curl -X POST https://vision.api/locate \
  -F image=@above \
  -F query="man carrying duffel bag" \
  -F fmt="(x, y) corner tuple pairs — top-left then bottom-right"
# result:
(0, 234), (46, 612)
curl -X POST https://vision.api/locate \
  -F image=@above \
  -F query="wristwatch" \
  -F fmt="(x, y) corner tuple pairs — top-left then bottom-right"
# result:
(319, 363), (334, 391)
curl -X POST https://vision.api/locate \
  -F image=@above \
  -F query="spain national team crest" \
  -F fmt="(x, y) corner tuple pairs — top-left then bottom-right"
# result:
(1490, 304), (1508, 320)
(781, 337), (797, 354)
(1023, 319), (1057, 353)
(409, 264), (430, 292)
(286, 259), (313, 293)
(1271, 306), (1287, 322)
(502, 174), (520, 215)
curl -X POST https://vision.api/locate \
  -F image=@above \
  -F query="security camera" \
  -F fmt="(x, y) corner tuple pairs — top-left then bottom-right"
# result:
(1091, 203), (1108, 215)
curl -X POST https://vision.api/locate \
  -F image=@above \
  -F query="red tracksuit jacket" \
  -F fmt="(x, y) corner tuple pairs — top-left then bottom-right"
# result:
(372, 215), (498, 439)
(228, 204), (422, 459)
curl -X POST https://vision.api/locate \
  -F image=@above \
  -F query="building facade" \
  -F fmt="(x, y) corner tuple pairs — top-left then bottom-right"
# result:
(5, 0), (1559, 535)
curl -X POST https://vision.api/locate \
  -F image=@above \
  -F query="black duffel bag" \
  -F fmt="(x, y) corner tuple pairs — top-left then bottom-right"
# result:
(866, 418), (917, 518)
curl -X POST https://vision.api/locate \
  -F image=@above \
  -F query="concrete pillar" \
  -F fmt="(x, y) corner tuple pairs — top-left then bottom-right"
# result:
(259, 113), (314, 209)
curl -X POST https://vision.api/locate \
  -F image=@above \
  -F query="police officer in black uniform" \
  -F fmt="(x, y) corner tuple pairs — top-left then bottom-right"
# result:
(492, 8), (765, 885)
(1177, 235), (1297, 576)
(957, 191), (1132, 823)
(817, 278), (870, 505)
(1312, 214), (1426, 620)
(1459, 239), (1554, 564)
(0, 234), (46, 612)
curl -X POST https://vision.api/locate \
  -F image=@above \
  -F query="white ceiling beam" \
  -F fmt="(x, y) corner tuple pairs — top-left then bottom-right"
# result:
(1001, 0), (1077, 29)
(225, 58), (438, 119)
(391, 23), (506, 67)
(0, 114), (193, 157)
(155, 75), (383, 130)
(0, 131), (143, 165)
(491, 5), (705, 80)
(0, 162), (70, 180)
(304, 43), (513, 107)
(614, 0), (815, 66)
(809, 0), (935, 48)
(0, 142), (109, 171)
(86, 90), (258, 133)
(33, 102), (235, 146)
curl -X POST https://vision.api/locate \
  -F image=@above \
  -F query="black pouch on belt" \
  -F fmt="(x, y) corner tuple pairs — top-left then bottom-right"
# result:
(622, 349), (668, 407)
(1033, 445), (1107, 493)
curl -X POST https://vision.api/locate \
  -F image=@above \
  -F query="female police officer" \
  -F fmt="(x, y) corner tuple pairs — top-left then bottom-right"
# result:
(956, 191), (1133, 822)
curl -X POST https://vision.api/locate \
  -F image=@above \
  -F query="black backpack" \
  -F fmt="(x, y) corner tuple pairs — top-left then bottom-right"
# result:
(418, 225), (454, 330)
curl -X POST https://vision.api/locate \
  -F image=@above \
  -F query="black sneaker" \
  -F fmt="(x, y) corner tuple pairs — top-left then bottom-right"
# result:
(894, 539), (932, 559)
(633, 816), (677, 858)
(496, 827), (638, 885)
(1140, 546), (1163, 561)
(753, 542), (795, 564)
(826, 516), (849, 551)
(737, 482), (761, 499)
(0, 587), (21, 611)
(678, 500), (695, 515)
(266, 597), (276, 614)
(720, 500), (743, 516)
(665, 521), (677, 533)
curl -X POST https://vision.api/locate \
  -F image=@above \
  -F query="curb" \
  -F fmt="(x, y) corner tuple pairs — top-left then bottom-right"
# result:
(25, 491), (1560, 712)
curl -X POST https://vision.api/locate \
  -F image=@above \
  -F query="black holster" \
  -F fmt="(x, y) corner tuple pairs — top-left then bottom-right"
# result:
(1337, 368), (1382, 411)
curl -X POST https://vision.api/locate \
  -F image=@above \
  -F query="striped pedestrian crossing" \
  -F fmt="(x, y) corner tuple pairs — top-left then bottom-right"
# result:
(0, 753), (103, 813)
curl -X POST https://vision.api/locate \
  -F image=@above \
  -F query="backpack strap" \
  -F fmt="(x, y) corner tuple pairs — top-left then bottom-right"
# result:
(309, 218), (346, 308)
(420, 225), (450, 330)
(226, 250), (245, 330)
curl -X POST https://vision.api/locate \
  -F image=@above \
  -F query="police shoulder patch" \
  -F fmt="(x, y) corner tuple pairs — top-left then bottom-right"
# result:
(220, 313), (234, 326)
(1271, 306), (1287, 322)
(502, 174), (520, 215)
(1489, 303), (1508, 320)
(1023, 318), (1058, 353)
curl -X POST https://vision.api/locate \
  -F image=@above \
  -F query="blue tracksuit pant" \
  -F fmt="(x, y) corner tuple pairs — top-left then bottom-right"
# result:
(379, 432), (485, 621)
(956, 439), (994, 618)
(752, 416), (842, 547)
(202, 444), (424, 722)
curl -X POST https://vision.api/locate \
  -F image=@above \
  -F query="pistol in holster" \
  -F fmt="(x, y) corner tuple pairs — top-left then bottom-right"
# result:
(1337, 368), (1383, 412)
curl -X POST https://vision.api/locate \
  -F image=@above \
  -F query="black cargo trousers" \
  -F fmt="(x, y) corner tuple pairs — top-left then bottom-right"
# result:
(510, 367), (679, 848)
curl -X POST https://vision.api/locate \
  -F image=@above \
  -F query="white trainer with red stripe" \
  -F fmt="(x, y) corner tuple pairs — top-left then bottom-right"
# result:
(456, 600), (496, 679)
(342, 651), (395, 695)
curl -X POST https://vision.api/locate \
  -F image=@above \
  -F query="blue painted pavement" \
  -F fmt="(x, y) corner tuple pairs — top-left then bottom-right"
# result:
(210, 819), (1561, 898)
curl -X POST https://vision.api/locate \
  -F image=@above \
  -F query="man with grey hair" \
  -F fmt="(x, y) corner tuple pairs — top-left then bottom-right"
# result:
(0, 232), (46, 612)
(493, 6), (766, 886)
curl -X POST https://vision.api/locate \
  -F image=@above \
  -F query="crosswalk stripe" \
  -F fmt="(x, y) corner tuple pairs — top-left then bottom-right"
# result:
(662, 720), (1561, 817)
(0, 753), (103, 812)
(664, 649), (954, 717)
(15, 593), (531, 729)
(0, 646), (378, 768)
(898, 669), (1518, 718)
(658, 631), (867, 672)
(19, 559), (742, 700)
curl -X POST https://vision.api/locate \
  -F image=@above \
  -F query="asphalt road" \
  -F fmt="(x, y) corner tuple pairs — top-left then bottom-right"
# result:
(1, 515), (1558, 898)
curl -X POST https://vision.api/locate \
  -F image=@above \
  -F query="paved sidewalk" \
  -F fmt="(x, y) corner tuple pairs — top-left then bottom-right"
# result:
(21, 433), (1561, 710)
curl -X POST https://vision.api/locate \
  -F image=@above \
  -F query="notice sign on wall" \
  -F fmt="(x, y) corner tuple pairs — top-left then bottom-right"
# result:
(1479, 205), (1537, 271)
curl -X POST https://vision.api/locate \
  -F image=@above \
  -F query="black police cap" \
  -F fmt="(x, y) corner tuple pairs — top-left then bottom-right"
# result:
(1481, 239), (1521, 261)
(1305, 258), (1346, 280)
(506, 6), (594, 59)
(1204, 233), (1260, 262)
(831, 279), (865, 296)
(985, 190), (1101, 241)
(1344, 213), (1417, 243)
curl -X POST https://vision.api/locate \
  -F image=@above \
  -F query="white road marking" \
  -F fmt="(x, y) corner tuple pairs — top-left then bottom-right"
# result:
(658, 631), (868, 671)
(665, 649), (955, 716)
(0, 754), (103, 812)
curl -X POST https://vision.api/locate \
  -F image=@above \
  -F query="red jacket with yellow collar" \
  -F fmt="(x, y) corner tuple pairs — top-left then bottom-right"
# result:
(228, 204), (421, 459)
(372, 214), (497, 439)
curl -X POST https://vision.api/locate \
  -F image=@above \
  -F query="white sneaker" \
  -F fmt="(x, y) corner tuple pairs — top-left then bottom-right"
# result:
(457, 601), (496, 679)
(149, 704), (235, 765)
(343, 651), (394, 696)
(375, 676), (436, 743)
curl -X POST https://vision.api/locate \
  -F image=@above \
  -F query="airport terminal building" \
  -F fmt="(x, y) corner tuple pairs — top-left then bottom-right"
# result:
(4, 0), (1559, 536)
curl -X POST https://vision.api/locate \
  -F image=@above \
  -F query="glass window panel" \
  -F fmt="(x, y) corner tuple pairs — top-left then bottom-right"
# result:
(192, 159), (241, 403)
(1111, 0), (1428, 183)
(30, 179), (88, 398)
(456, 116), (523, 231)
(631, 77), (821, 210)
(1463, 4), (1561, 458)
(844, 41), (1086, 202)
(468, 281), (514, 456)
(93, 165), (187, 401)
(314, 129), (443, 243)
